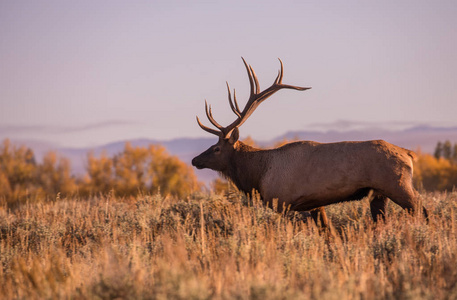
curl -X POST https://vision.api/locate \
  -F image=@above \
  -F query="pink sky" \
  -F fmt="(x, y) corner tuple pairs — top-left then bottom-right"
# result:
(1, 0), (456, 147)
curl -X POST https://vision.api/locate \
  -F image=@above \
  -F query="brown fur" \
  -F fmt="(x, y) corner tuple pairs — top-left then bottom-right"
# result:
(193, 134), (428, 224)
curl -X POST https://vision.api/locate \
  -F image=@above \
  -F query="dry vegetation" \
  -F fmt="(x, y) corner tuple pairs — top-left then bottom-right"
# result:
(1, 190), (456, 299)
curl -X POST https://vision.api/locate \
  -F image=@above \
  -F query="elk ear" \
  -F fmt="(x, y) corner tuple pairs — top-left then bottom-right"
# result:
(228, 128), (239, 144)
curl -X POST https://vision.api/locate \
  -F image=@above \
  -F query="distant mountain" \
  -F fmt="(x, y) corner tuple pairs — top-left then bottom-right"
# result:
(8, 125), (457, 184)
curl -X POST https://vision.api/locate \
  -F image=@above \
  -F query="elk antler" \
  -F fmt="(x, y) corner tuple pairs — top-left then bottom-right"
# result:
(196, 58), (311, 138)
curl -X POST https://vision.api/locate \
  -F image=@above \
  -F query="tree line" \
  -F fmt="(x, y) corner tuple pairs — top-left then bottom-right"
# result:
(434, 140), (457, 162)
(0, 139), (200, 205)
(414, 140), (457, 191)
(1, 138), (457, 206)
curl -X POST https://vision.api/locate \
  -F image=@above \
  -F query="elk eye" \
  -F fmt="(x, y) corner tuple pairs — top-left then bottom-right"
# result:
(214, 147), (221, 153)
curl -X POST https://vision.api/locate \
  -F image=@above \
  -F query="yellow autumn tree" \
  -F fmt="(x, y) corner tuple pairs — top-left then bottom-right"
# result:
(82, 143), (201, 198)
(113, 143), (150, 195)
(0, 169), (12, 200)
(0, 139), (37, 202)
(414, 152), (457, 191)
(36, 151), (77, 197)
(83, 151), (115, 195)
(147, 145), (201, 198)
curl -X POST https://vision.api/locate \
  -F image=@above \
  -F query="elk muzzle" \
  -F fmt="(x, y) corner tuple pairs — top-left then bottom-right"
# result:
(191, 155), (205, 170)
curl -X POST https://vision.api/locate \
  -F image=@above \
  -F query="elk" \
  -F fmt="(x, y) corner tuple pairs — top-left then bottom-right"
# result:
(192, 58), (427, 226)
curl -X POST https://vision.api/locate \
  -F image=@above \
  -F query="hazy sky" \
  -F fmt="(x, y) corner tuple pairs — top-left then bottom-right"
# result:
(1, 0), (456, 147)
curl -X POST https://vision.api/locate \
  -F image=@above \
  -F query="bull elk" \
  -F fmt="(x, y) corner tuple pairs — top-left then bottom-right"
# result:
(192, 58), (427, 226)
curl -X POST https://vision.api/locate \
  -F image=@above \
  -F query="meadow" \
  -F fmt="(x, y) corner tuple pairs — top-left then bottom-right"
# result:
(0, 190), (456, 299)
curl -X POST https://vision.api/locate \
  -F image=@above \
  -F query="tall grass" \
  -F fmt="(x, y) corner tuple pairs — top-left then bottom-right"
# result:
(0, 191), (456, 299)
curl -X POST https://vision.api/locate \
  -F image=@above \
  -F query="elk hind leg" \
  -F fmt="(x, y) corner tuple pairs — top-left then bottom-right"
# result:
(370, 193), (389, 222)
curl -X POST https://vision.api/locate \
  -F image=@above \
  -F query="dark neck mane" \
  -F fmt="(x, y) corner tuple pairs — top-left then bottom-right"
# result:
(220, 142), (268, 195)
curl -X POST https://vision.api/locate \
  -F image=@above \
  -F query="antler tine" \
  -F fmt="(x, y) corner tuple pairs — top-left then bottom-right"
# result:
(205, 100), (224, 130)
(249, 65), (260, 94)
(196, 58), (311, 139)
(241, 57), (255, 98)
(220, 58), (311, 136)
(233, 89), (240, 113)
(196, 116), (221, 137)
(226, 82), (241, 118)
(275, 58), (284, 84)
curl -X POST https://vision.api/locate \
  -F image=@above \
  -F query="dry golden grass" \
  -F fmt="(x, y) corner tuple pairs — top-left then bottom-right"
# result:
(0, 191), (456, 299)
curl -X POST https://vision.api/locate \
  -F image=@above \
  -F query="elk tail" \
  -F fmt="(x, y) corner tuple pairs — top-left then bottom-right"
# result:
(405, 149), (418, 161)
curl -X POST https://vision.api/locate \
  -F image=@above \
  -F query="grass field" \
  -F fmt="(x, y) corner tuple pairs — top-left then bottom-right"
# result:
(1, 190), (456, 299)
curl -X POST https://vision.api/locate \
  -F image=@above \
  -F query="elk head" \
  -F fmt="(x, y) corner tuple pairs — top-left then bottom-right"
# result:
(192, 58), (311, 172)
